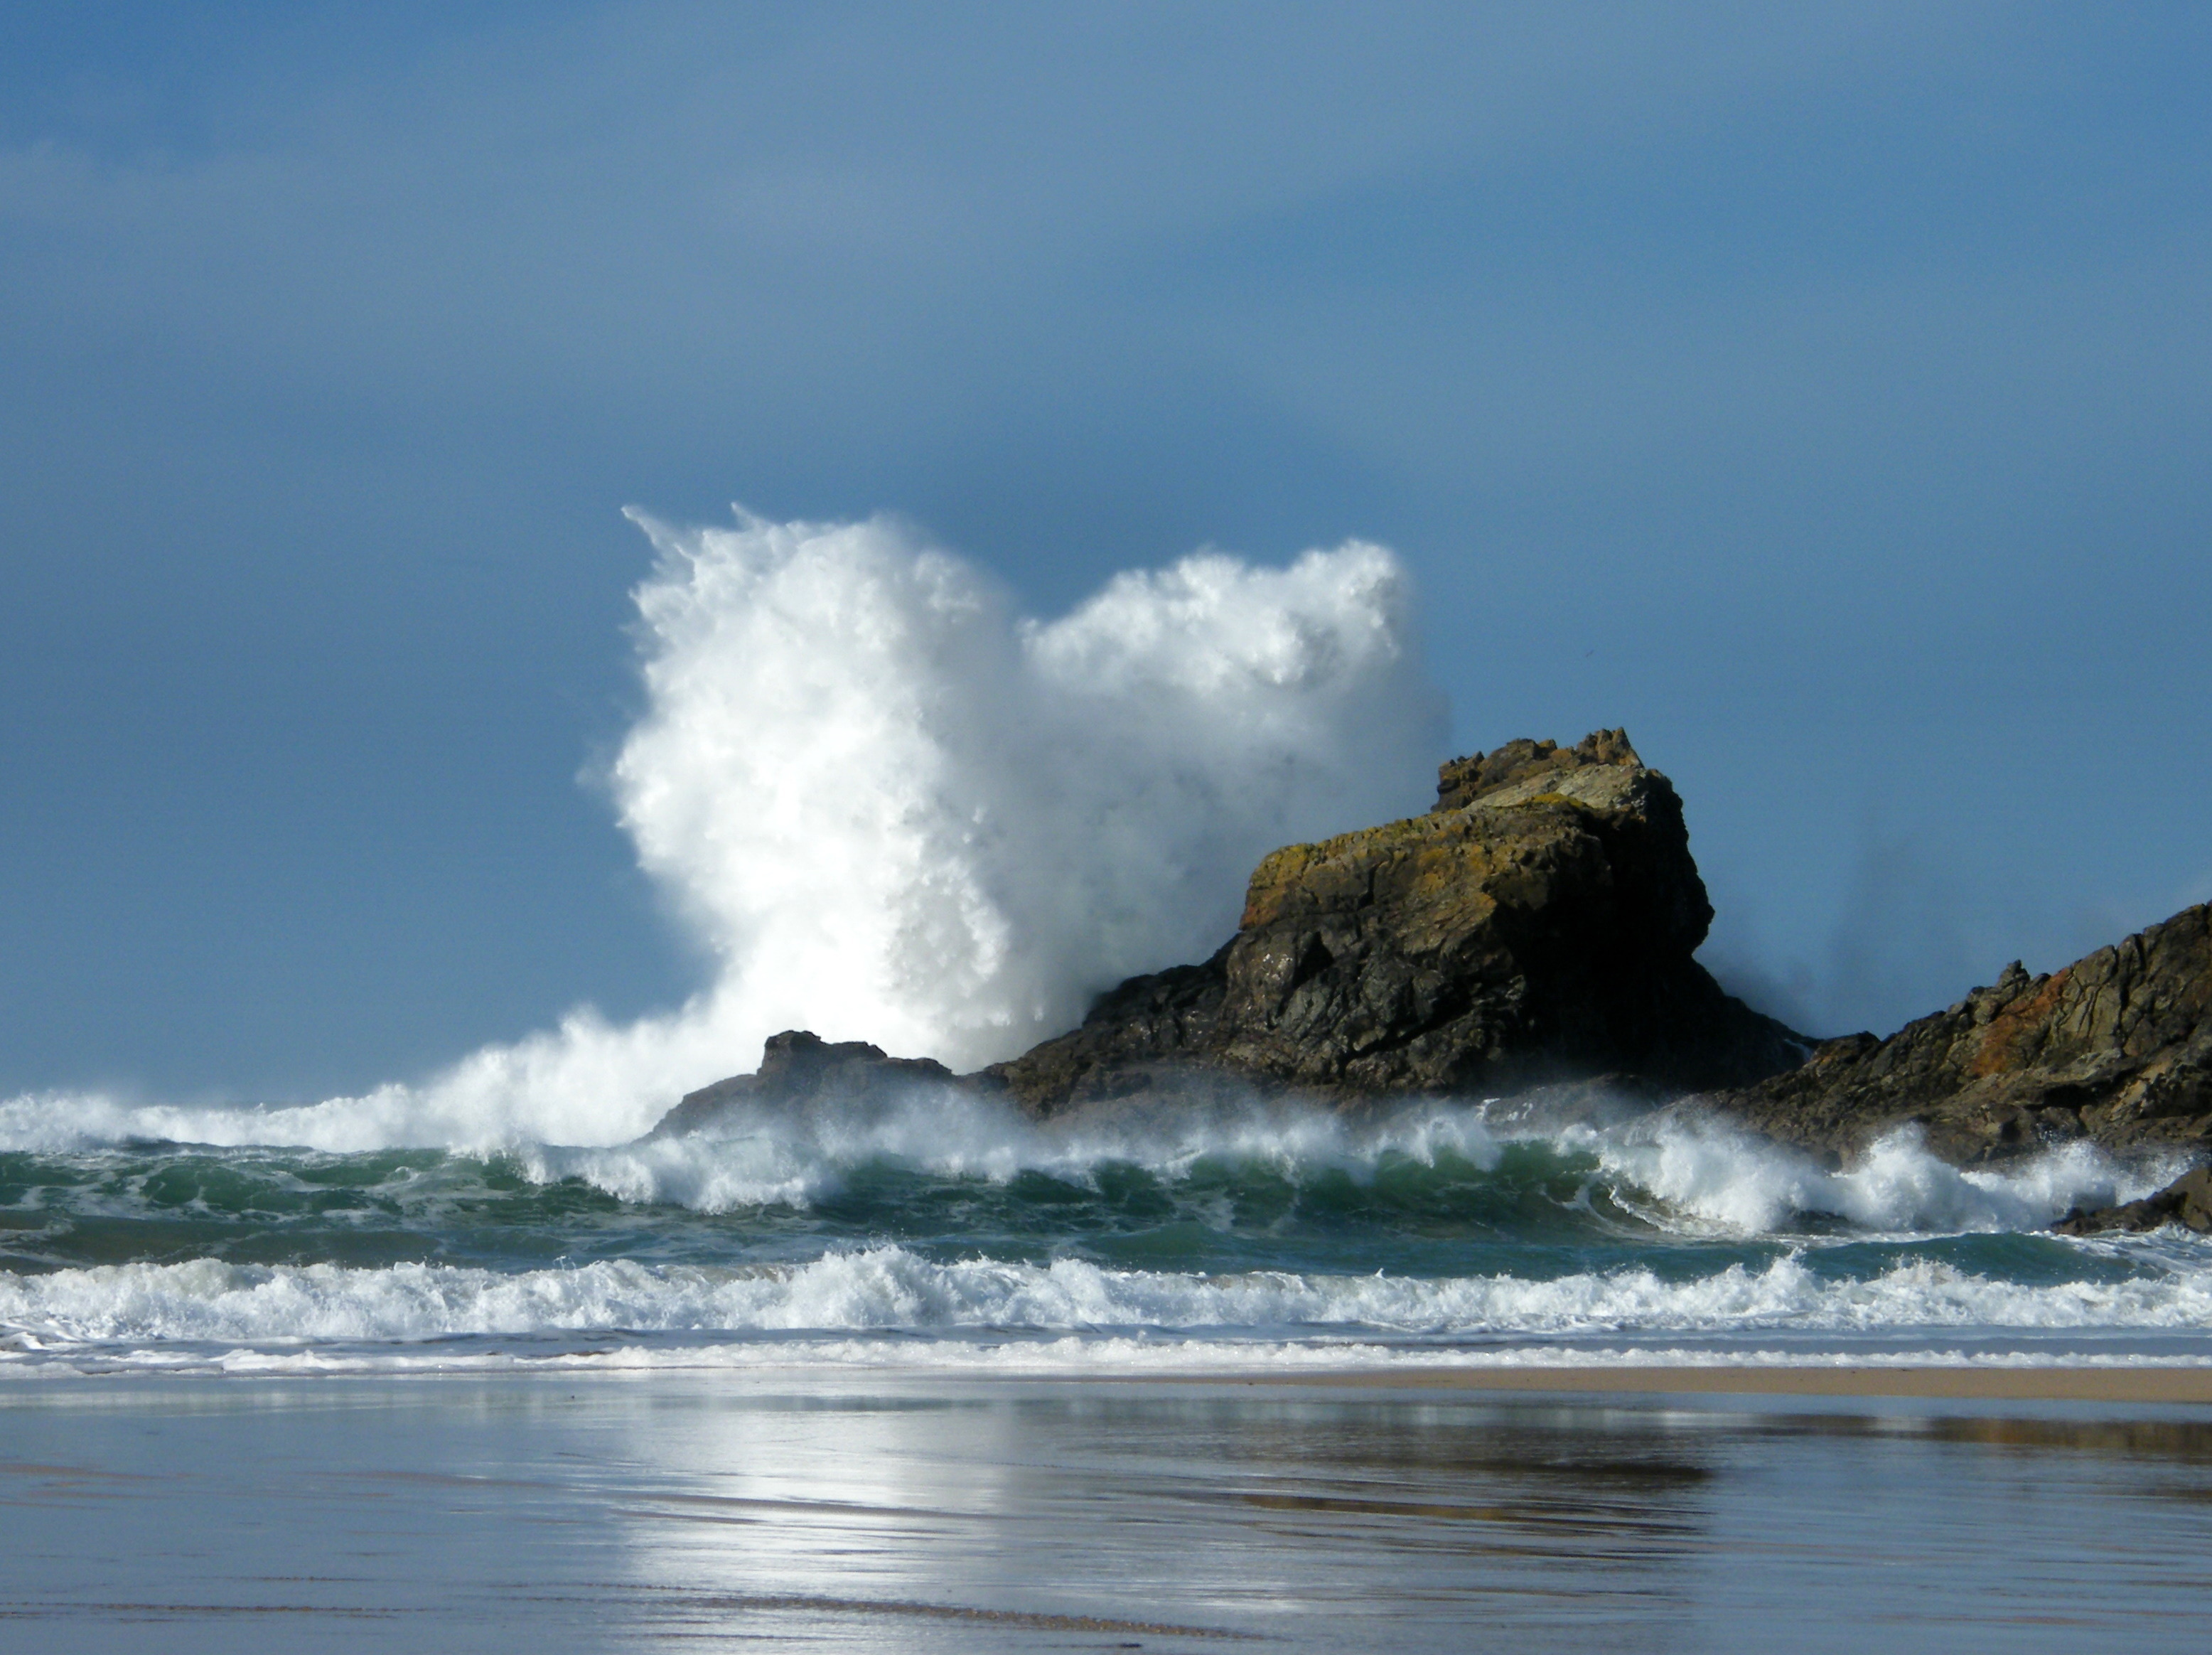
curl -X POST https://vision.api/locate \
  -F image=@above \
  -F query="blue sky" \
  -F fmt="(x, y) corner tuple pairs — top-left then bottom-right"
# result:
(4, 2), (2208, 1098)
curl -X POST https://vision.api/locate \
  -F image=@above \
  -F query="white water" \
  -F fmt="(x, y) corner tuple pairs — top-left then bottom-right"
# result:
(532, 1104), (2172, 1238)
(1588, 1118), (2184, 1236)
(5, 1099), (2196, 1372)
(0, 1074), (2178, 1241)
(6, 1242), (2211, 1366)
(1, 510), (1444, 1152)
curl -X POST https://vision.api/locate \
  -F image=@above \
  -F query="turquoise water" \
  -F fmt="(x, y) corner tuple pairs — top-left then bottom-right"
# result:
(1, 1100), (2206, 1373)
(0, 1137), (2154, 1282)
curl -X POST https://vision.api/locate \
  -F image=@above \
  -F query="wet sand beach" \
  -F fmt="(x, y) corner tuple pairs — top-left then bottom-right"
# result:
(5, 1368), (2211, 1653)
(1206, 1361), (2212, 1404)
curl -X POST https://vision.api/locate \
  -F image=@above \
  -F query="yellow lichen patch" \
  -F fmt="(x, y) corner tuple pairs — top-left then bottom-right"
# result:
(1238, 786), (1597, 933)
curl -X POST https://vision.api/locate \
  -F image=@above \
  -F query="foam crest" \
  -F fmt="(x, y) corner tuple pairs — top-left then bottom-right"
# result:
(1591, 1118), (2178, 1235)
(535, 1097), (2160, 1241)
(6, 1244), (2211, 1356)
(525, 1089), (1508, 1212)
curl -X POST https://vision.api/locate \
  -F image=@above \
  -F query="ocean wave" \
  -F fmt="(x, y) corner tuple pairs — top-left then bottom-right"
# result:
(535, 1100), (2176, 1238)
(6, 1243), (2210, 1357)
(1583, 1118), (2181, 1236)
(3, 1088), (2182, 1246)
(520, 1092), (1515, 1213)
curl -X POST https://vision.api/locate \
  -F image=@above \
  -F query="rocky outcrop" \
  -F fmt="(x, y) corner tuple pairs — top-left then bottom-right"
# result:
(645, 739), (2212, 1243)
(650, 1029), (955, 1137)
(1708, 904), (2212, 1167)
(2054, 1166), (2212, 1236)
(983, 729), (1803, 1114)
(653, 731), (1803, 1135)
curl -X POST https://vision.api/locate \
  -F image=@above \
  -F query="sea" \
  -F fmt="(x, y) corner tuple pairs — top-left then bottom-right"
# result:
(5, 1090), (2212, 1650)
(4, 1091), (2209, 1381)
(7, 514), (2211, 1646)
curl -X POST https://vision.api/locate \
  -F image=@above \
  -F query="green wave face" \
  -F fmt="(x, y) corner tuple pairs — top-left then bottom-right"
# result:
(0, 1140), (2153, 1293)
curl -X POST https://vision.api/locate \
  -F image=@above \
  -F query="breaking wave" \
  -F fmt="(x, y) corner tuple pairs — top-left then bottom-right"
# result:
(1, 510), (1444, 1151)
(0, 1091), (2184, 1275)
(508, 1103), (2179, 1239)
(7, 1243), (2211, 1365)
(4, 508), (2199, 1379)
(5, 1092), (2197, 1371)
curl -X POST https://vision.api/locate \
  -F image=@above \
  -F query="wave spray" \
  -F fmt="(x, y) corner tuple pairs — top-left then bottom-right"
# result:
(5, 510), (1445, 1150)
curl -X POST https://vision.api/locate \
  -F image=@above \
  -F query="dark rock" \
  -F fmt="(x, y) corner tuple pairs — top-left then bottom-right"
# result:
(982, 730), (1805, 1115)
(652, 739), (2212, 1169)
(653, 732), (1803, 1135)
(2053, 1165), (2212, 1236)
(1707, 904), (2212, 1167)
(650, 1029), (956, 1137)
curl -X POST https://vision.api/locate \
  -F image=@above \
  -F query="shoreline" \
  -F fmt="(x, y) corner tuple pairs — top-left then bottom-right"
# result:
(1159, 1364), (2212, 1404)
(10, 1356), (2212, 1405)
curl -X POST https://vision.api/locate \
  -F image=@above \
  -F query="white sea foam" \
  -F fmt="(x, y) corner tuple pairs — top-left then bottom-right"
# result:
(530, 1098), (2171, 1240)
(0, 511), (1443, 1152)
(1585, 1119), (2181, 1236)
(4, 1244), (2210, 1365)
(518, 1089), (1513, 1212)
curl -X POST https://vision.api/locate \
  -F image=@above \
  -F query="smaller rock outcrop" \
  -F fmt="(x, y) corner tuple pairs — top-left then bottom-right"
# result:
(1709, 904), (2212, 1167)
(650, 1029), (955, 1137)
(2053, 1166), (2212, 1236)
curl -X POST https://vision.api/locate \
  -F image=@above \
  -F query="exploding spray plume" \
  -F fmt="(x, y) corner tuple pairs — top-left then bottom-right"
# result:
(6, 510), (1446, 1149)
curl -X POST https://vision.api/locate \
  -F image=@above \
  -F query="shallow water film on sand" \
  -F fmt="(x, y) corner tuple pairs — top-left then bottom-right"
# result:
(6, 1373), (2212, 1654)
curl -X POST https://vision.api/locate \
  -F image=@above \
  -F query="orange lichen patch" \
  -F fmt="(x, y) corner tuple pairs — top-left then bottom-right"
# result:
(1969, 968), (2071, 1077)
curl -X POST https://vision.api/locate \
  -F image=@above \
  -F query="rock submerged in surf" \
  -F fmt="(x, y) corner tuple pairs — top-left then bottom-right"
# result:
(2054, 1165), (2212, 1237)
(652, 1029), (955, 1137)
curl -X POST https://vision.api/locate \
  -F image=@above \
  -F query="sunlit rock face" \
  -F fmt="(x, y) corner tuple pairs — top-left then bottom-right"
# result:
(1718, 901), (2212, 1169)
(983, 730), (1804, 1115)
